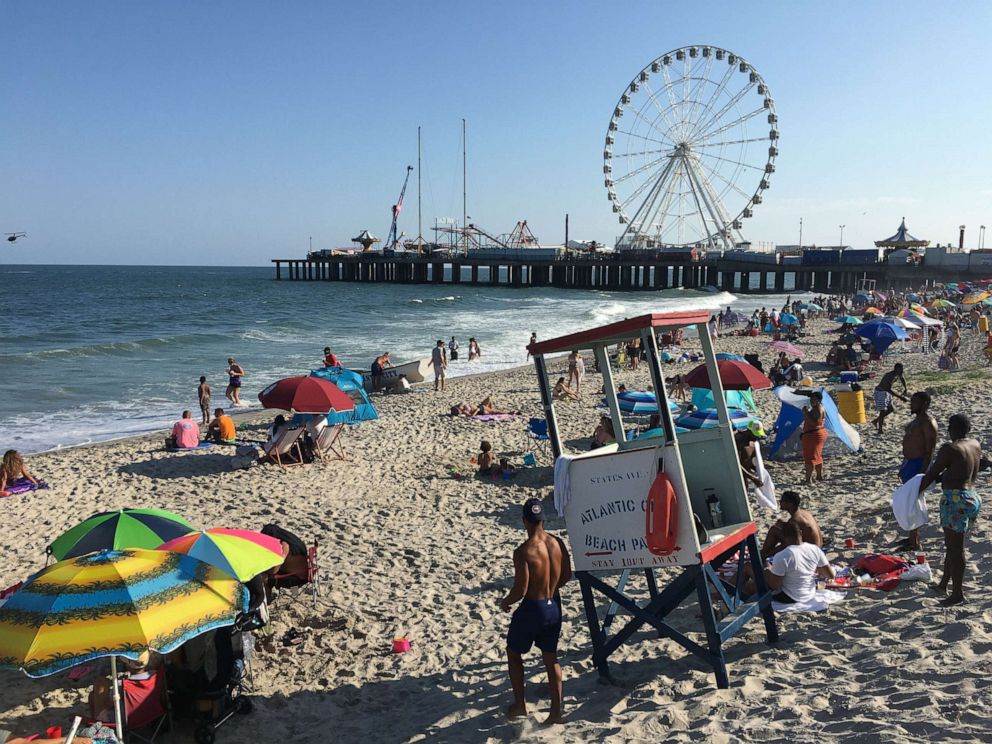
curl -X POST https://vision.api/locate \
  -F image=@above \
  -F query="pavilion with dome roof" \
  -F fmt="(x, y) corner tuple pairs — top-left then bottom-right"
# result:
(874, 218), (929, 254)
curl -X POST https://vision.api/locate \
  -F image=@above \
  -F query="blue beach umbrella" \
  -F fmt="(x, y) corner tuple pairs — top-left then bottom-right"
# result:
(615, 390), (680, 415)
(676, 408), (756, 431)
(856, 319), (908, 354)
(779, 313), (799, 326)
(833, 315), (863, 325)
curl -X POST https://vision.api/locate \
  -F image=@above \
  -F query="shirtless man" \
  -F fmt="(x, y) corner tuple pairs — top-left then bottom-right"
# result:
(897, 391), (938, 550)
(500, 498), (571, 725)
(871, 363), (908, 434)
(760, 490), (823, 559)
(919, 413), (982, 606)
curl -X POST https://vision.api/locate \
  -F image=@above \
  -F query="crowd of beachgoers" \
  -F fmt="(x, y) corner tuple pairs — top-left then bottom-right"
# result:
(2, 281), (992, 742)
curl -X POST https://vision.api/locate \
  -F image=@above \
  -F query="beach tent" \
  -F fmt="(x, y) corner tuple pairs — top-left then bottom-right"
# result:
(310, 367), (379, 424)
(768, 386), (861, 460)
(690, 387), (758, 415)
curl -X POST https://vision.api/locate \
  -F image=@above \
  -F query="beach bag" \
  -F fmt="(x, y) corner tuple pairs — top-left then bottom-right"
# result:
(645, 470), (679, 556)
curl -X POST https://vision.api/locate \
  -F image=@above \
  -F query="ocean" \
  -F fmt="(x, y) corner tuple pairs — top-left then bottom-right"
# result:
(0, 264), (806, 453)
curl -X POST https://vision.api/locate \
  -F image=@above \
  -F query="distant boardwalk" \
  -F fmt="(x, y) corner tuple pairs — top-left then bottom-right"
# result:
(271, 251), (989, 293)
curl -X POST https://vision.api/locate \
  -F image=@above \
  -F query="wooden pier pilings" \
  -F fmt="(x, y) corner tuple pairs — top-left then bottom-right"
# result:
(271, 254), (952, 294)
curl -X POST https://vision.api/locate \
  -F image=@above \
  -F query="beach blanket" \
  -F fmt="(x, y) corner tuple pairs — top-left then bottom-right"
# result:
(471, 413), (517, 422)
(773, 589), (844, 613)
(165, 441), (213, 453)
(0, 478), (49, 496)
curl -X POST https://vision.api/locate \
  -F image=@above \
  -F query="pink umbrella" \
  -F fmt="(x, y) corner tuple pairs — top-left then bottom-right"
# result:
(767, 340), (804, 358)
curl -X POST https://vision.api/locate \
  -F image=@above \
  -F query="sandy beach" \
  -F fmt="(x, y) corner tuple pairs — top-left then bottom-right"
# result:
(2, 315), (991, 743)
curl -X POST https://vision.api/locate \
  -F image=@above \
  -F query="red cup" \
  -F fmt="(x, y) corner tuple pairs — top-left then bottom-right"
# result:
(916, 552), (926, 564)
(392, 638), (411, 653)
(845, 537), (855, 549)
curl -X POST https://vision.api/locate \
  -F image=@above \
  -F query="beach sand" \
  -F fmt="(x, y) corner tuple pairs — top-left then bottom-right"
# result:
(2, 317), (991, 742)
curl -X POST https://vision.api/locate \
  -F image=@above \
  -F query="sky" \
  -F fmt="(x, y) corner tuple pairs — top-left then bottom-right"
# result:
(1, 1), (990, 265)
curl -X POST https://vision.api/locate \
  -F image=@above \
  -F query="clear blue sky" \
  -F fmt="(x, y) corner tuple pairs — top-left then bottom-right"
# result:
(2, 1), (990, 265)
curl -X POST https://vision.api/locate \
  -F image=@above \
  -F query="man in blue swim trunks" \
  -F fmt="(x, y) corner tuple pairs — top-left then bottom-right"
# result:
(897, 391), (937, 550)
(499, 498), (571, 725)
(919, 413), (982, 606)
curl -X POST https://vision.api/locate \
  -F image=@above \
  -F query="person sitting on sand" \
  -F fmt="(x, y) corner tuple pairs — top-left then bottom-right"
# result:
(477, 440), (498, 475)
(919, 413), (983, 606)
(170, 410), (201, 449)
(760, 490), (823, 559)
(826, 341), (842, 369)
(497, 458), (516, 479)
(499, 498), (571, 725)
(323, 346), (339, 367)
(0, 449), (38, 495)
(746, 520), (833, 603)
(207, 407), (237, 443)
(590, 416), (615, 449)
(552, 377), (579, 401)
(451, 396), (516, 417)
(89, 651), (160, 723)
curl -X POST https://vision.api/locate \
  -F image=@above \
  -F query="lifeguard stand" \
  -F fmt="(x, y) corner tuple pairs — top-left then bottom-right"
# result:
(528, 312), (777, 688)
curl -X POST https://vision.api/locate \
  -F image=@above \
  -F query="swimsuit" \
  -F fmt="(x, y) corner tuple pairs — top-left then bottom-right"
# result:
(874, 389), (893, 412)
(507, 596), (562, 654)
(898, 458), (925, 484)
(229, 373), (242, 387)
(939, 488), (981, 533)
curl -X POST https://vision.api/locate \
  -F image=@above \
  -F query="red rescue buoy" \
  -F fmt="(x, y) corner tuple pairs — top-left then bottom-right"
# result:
(645, 471), (679, 556)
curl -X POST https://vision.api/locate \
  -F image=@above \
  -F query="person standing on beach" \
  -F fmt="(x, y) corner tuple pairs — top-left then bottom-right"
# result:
(225, 357), (245, 406)
(500, 498), (571, 725)
(871, 363), (908, 434)
(526, 332), (537, 361)
(898, 391), (938, 550)
(801, 391), (828, 484)
(371, 351), (392, 393)
(323, 347), (339, 367)
(428, 340), (447, 391)
(567, 349), (584, 394)
(197, 376), (212, 425)
(919, 413), (982, 606)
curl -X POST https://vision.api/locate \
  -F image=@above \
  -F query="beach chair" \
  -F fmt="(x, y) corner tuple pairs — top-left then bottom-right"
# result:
(523, 418), (551, 463)
(313, 423), (346, 462)
(261, 427), (304, 468)
(122, 668), (174, 744)
(272, 539), (321, 605)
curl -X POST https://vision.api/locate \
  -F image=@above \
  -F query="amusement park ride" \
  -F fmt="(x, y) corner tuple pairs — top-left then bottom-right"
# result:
(605, 45), (777, 253)
(529, 311), (778, 688)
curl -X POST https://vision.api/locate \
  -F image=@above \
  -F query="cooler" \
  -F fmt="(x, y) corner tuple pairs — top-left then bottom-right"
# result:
(840, 371), (858, 384)
(835, 390), (866, 424)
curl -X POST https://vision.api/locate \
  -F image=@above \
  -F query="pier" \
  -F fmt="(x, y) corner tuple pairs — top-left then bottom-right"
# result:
(270, 253), (977, 293)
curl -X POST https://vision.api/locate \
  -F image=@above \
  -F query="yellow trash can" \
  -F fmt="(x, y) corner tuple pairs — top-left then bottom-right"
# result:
(835, 390), (867, 425)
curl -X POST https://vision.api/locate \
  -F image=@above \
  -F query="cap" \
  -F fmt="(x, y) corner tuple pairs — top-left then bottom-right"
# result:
(523, 498), (545, 524)
(747, 420), (766, 438)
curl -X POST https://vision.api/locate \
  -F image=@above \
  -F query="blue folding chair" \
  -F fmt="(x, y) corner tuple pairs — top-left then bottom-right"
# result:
(524, 417), (551, 463)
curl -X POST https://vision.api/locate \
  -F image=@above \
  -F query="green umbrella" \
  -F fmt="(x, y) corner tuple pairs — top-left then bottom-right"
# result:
(48, 508), (194, 561)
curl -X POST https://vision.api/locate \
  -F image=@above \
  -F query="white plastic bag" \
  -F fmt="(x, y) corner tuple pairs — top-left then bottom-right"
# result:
(891, 474), (928, 531)
(901, 562), (933, 582)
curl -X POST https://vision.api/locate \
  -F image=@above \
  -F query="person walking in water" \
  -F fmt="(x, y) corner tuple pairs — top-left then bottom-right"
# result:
(428, 339), (447, 392)
(197, 376), (212, 425)
(526, 332), (537, 361)
(500, 498), (571, 725)
(448, 336), (460, 361)
(225, 357), (245, 406)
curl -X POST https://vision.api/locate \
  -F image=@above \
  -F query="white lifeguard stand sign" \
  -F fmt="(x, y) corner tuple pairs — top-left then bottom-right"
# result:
(529, 312), (778, 688)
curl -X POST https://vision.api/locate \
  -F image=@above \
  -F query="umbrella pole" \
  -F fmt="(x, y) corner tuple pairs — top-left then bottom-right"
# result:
(111, 655), (125, 742)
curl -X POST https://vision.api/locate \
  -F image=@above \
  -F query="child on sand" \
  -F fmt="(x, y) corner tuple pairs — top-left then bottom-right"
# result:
(478, 440), (497, 475)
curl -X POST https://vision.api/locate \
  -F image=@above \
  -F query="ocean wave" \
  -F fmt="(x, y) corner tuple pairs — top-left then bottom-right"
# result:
(0, 334), (219, 361)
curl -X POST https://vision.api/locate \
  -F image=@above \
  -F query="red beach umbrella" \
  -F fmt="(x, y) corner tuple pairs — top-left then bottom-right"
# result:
(684, 359), (773, 391)
(258, 376), (355, 414)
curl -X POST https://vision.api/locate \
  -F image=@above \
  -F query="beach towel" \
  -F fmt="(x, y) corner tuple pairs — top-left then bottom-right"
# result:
(553, 454), (575, 516)
(772, 588), (844, 613)
(0, 477), (49, 496)
(891, 474), (928, 530)
(165, 441), (213, 453)
(752, 446), (776, 510)
(471, 413), (517, 422)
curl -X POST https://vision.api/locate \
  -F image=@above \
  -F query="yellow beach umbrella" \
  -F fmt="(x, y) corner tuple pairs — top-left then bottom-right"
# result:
(0, 549), (247, 739)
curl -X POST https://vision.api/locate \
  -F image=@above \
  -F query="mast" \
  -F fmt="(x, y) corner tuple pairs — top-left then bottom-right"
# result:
(462, 118), (468, 257)
(417, 126), (423, 257)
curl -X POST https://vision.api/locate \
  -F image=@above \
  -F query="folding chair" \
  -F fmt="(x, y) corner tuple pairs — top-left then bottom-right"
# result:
(90, 667), (173, 744)
(313, 424), (346, 462)
(261, 427), (304, 468)
(272, 539), (321, 605)
(523, 418), (551, 463)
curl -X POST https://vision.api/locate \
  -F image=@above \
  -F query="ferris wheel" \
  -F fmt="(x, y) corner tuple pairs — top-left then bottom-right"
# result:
(604, 45), (778, 252)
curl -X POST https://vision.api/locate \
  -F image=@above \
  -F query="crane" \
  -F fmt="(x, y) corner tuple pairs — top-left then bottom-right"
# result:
(383, 166), (413, 253)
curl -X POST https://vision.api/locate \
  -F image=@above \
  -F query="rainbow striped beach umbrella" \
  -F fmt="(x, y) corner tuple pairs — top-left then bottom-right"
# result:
(48, 508), (194, 561)
(930, 299), (955, 309)
(896, 308), (926, 320)
(157, 528), (284, 582)
(0, 549), (247, 678)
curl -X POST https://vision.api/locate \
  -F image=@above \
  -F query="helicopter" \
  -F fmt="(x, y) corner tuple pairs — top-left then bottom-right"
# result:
(5, 232), (27, 243)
